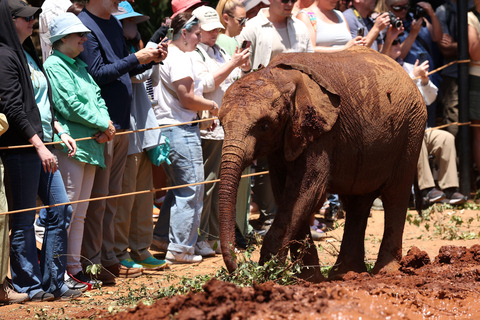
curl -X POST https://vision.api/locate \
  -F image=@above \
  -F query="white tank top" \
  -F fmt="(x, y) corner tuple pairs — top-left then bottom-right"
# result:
(315, 9), (352, 47)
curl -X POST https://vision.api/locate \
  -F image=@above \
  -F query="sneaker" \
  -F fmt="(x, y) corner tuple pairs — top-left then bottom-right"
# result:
(165, 251), (202, 264)
(150, 237), (169, 252)
(64, 272), (88, 292)
(34, 220), (45, 244)
(69, 271), (102, 289)
(194, 241), (216, 257)
(30, 291), (55, 302)
(133, 256), (168, 270)
(444, 188), (468, 205)
(208, 239), (221, 254)
(120, 258), (144, 269)
(0, 281), (28, 304)
(106, 262), (143, 279)
(371, 198), (384, 211)
(58, 289), (82, 301)
(310, 228), (326, 241)
(424, 188), (446, 203)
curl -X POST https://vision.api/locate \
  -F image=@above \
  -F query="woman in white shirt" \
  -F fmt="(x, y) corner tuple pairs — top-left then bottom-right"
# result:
(152, 12), (218, 264)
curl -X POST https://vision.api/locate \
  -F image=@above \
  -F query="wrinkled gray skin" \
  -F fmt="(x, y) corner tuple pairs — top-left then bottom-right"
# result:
(218, 47), (427, 282)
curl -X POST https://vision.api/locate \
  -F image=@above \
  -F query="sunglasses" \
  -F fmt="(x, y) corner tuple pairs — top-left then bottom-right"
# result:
(14, 15), (35, 22)
(391, 4), (409, 11)
(392, 39), (401, 45)
(281, 0), (298, 3)
(227, 14), (248, 26)
(76, 32), (87, 37)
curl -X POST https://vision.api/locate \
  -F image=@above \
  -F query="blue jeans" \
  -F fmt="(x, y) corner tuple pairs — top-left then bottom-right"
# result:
(153, 125), (204, 254)
(2, 152), (71, 298)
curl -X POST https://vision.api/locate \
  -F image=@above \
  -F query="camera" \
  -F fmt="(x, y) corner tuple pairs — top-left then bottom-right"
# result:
(388, 12), (402, 28)
(412, 5), (427, 27)
(412, 5), (427, 20)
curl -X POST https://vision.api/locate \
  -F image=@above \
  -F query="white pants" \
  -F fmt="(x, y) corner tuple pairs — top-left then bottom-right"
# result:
(55, 150), (96, 275)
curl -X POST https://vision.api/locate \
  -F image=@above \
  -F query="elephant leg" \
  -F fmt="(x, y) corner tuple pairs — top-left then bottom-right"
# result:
(289, 223), (325, 283)
(373, 182), (412, 274)
(329, 193), (377, 279)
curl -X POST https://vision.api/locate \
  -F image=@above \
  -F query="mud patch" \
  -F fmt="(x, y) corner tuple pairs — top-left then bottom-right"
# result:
(106, 245), (480, 319)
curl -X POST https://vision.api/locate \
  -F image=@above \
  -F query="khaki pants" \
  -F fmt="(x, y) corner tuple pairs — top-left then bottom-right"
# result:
(417, 130), (459, 191)
(114, 151), (154, 262)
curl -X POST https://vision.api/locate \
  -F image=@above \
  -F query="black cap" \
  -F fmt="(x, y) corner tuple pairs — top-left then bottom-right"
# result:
(8, 0), (41, 17)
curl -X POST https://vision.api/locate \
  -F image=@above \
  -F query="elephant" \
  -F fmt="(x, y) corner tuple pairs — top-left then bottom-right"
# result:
(218, 46), (427, 282)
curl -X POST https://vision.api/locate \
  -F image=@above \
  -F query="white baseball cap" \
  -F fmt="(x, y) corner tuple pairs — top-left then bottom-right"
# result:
(243, 0), (270, 12)
(192, 6), (224, 31)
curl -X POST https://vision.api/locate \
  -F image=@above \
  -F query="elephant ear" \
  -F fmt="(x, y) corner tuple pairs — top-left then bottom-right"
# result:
(272, 65), (341, 162)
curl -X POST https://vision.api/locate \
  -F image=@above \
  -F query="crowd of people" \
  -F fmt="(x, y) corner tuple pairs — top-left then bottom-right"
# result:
(0, 0), (477, 303)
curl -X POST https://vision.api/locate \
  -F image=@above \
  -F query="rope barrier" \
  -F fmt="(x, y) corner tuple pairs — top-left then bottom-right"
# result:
(0, 170), (269, 216)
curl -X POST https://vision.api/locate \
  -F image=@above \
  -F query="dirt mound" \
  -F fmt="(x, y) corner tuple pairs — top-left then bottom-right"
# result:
(105, 245), (480, 320)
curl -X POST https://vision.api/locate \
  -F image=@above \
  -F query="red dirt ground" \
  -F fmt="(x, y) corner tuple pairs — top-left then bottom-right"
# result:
(106, 244), (480, 320)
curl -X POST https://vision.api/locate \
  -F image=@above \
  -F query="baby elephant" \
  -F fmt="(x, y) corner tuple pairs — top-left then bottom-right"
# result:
(218, 46), (427, 282)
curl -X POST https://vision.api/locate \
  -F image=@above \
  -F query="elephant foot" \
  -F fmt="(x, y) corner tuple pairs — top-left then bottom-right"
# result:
(297, 266), (326, 283)
(328, 260), (367, 280)
(372, 259), (401, 275)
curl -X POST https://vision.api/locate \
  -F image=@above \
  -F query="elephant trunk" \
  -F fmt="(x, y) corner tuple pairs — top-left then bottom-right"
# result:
(219, 141), (247, 273)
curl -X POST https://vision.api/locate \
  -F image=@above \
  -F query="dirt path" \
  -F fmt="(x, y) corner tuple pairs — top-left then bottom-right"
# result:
(1, 204), (479, 319)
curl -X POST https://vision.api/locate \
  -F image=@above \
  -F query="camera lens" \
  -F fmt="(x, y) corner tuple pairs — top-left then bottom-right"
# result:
(388, 12), (402, 28)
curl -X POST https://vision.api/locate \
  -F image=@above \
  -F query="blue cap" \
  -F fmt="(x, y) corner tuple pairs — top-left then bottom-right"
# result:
(49, 12), (90, 44)
(113, 1), (149, 24)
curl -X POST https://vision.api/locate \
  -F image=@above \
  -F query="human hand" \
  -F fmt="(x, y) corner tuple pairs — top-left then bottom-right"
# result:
(209, 101), (219, 117)
(207, 121), (217, 132)
(385, 25), (404, 44)
(411, 17), (423, 35)
(60, 133), (77, 157)
(36, 144), (57, 173)
(346, 36), (366, 48)
(104, 121), (116, 142)
(417, 2), (434, 16)
(373, 12), (391, 31)
(413, 59), (430, 83)
(155, 42), (169, 63)
(232, 47), (251, 69)
(135, 47), (163, 64)
(94, 132), (109, 144)
(440, 33), (453, 47)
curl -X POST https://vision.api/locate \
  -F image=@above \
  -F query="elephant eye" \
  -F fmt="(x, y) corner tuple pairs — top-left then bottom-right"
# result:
(261, 121), (269, 132)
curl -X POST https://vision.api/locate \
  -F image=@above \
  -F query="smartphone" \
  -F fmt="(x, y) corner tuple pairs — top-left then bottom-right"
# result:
(418, 52), (428, 64)
(357, 27), (365, 37)
(161, 28), (174, 44)
(241, 40), (251, 50)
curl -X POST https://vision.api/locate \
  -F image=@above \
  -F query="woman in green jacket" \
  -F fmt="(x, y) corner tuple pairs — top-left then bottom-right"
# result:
(44, 12), (115, 290)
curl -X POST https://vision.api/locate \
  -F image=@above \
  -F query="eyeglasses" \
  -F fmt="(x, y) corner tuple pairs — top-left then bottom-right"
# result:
(14, 15), (35, 22)
(76, 32), (87, 38)
(281, 0), (298, 3)
(227, 14), (248, 26)
(392, 39), (401, 45)
(391, 4), (409, 12)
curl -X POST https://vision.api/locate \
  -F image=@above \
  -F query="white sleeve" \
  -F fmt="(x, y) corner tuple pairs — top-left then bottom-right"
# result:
(414, 79), (438, 106)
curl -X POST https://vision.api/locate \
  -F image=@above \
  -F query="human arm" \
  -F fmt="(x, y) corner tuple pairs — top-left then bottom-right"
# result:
(380, 24), (404, 54)
(411, 60), (438, 105)
(172, 77), (219, 116)
(297, 11), (317, 52)
(365, 12), (390, 48)
(53, 120), (76, 157)
(435, 6), (457, 59)
(417, 2), (442, 43)
(469, 23), (480, 61)
(399, 18), (423, 59)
